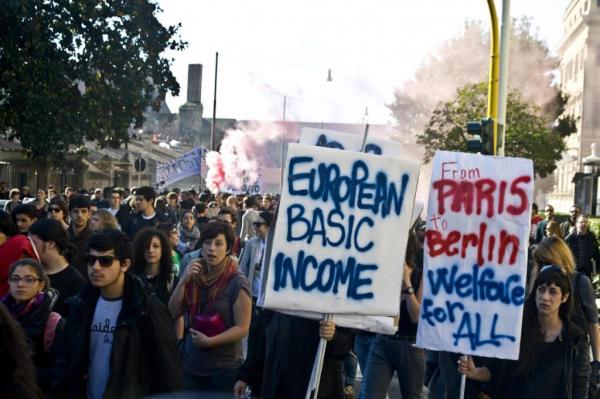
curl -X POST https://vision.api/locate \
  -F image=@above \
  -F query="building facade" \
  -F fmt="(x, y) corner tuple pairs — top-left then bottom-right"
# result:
(548, 0), (600, 211)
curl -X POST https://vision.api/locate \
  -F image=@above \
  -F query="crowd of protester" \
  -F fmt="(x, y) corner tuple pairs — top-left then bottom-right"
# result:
(1, 182), (600, 398)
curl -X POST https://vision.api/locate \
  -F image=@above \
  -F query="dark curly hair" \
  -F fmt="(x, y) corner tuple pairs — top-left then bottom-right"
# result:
(132, 228), (174, 299)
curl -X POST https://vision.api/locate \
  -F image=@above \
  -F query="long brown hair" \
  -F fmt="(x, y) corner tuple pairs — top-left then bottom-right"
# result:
(515, 267), (576, 379)
(0, 303), (42, 398)
(534, 236), (576, 273)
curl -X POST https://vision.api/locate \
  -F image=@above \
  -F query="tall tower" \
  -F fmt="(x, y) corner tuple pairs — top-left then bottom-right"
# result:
(178, 64), (204, 146)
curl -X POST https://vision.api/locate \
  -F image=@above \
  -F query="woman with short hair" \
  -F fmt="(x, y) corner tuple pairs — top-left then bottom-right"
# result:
(169, 222), (251, 392)
(47, 198), (69, 230)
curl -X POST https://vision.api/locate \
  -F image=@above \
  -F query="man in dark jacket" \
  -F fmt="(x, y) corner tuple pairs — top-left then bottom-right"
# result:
(53, 229), (183, 398)
(566, 214), (600, 279)
(561, 205), (581, 239)
(124, 186), (168, 239)
(234, 311), (353, 399)
(67, 195), (92, 277)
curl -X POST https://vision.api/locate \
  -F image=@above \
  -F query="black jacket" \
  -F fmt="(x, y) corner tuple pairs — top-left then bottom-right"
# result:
(68, 225), (92, 278)
(239, 310), (353, 399)
(53, 273), (183, 398)
(2, 290), (64, 395)
(566, 231), (600, 279)
(124, 210), (169, 239)
(489, 321), (590, 399)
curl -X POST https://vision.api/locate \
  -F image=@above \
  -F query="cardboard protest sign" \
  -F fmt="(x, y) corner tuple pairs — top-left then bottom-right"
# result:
(299, 127), (403, 157)
(416, 151), (533, 360)
(262, 143), (420, 315)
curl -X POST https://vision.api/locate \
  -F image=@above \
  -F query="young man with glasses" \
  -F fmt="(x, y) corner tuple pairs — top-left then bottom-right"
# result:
(29, 218), (85, 317)
(54, 228), (183, 398)
(239, 211), (272, 305)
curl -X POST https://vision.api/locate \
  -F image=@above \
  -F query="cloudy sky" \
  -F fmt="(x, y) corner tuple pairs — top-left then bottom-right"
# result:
(157, 0), (571, 124)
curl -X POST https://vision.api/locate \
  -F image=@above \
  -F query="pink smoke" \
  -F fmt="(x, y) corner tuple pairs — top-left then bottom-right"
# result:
(205, 151), (226, 192)
(206, 122), (291, 193)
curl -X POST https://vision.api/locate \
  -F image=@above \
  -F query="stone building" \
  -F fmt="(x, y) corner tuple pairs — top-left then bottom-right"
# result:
(548, 0), (600, 211)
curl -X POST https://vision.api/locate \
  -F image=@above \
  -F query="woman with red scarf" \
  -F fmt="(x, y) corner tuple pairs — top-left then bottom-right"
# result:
(168, 222), (251, 392)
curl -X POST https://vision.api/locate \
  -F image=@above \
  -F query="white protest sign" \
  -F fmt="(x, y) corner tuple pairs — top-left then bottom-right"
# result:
(156, 147), (207, 186)
(299, 127), (403, 157)
(263, 143), (420, 315)
(416, 151), (533, 360)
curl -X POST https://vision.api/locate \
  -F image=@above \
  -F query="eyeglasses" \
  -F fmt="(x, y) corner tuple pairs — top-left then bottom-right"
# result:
(9, 276), (42, 285)
(86, 255), (117, 267)
(48, 207), (61, 213)
(253, 222), (264, 228)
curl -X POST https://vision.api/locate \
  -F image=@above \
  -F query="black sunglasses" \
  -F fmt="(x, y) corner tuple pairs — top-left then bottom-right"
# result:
(48, 207), (61, 213)
(86, 254), (117, 267)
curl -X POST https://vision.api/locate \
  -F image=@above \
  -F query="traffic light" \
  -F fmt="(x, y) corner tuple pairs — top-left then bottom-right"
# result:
(465, 117), (494, 155)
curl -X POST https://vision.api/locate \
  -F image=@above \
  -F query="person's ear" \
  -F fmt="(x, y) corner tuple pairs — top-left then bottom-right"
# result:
(120, 259), (131, 273)
(562, 292), (569, 304)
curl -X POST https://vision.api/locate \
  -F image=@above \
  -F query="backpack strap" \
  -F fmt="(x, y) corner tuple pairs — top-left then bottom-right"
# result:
(43, 311), (62, 354)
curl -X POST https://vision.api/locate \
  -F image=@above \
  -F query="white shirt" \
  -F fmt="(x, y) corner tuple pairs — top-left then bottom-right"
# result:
(87, 296), (123, 399)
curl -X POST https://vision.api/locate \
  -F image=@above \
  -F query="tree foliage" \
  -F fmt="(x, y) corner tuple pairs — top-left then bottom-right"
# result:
(388, 18), (565, 140)
(417, 83), (565, 178)
(0, 0), (186, 162)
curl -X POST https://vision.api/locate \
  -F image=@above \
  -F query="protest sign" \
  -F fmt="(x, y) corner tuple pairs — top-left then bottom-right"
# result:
(299, 127), (403, 157)
(416, 151), (533, 360)
(262, 143), (420, 315)
(156, 147), (207, 186)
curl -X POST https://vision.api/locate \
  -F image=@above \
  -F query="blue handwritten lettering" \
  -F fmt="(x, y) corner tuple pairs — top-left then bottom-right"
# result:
(287, 157), (410, 219)
(427, 264), (525, 306)
(286, 205), (374, 252)
(273, 250), (378, 300)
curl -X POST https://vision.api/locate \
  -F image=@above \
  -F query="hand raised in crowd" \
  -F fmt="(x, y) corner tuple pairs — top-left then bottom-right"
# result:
(233, 380), (249, 398)
(319, 320), (336, 341)
(184, 260), (203, 283)
(190, 328), (213, 348)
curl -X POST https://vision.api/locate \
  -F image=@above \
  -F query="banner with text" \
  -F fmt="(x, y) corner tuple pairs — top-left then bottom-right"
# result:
(416, 151), (533, 360)
(156, 147), (206, 187)
(263, 143), (420, 315)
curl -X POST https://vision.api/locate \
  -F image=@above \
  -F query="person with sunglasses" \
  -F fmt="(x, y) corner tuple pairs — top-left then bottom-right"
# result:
(47, 198), (69, 230)
(53, 228), (183, 398)
(2, 259), (64, 396)
(458, 266), (591, 398)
